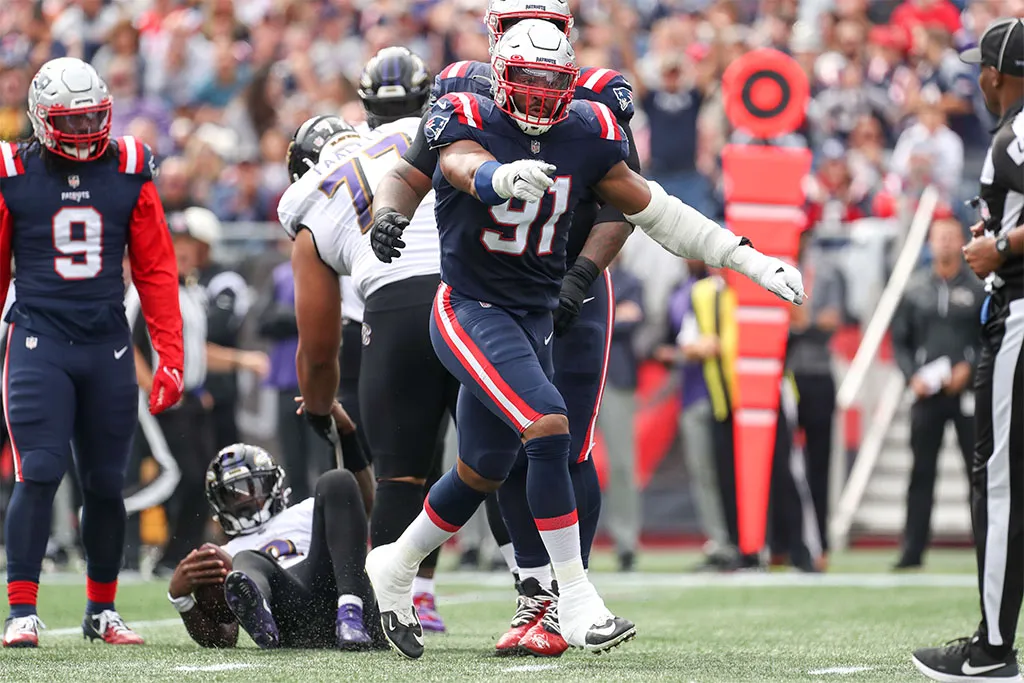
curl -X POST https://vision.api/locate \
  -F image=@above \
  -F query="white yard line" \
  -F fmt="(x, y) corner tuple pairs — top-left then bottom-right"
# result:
(503, 664), (560, 672)
(808, 666), (875, 675)
(174, 663), (260, 673)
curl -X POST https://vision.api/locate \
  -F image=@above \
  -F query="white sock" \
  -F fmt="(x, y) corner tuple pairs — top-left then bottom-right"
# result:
(412, 576), (435, 596)
(397, 510), (457, 568)
(538, 521), (585, 591)
(518, 565), (553, 590)
(338, 594), (362, 609)
(551, 557), (588, 592)
(498, 543), (518, 575)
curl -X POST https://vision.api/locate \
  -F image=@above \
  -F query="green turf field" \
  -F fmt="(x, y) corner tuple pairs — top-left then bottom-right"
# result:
(0, 549), (981, 682)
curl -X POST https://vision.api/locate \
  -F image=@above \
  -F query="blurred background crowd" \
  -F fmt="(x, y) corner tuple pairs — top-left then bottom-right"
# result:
(0, 0), (1012, 574)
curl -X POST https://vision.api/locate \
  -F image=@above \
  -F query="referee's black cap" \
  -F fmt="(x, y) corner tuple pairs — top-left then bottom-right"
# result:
(960, 18), (1024, 77)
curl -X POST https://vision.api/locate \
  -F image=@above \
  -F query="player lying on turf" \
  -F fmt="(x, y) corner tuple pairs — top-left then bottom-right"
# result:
(1, 57), (184, 649)
(167, 418), (383, 650)
(365, 20), (805, 661)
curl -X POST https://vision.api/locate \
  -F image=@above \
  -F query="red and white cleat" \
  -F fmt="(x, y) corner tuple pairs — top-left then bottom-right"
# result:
(496, 578), (552, 656)
(82, 610), (145, 645)
(3, 615), (45, 648)
(520, 595), (568, 658)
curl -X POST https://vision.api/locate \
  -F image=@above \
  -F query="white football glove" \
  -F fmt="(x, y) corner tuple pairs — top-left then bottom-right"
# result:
(491, 160), (556, 203)
(735, 246), (806, 305)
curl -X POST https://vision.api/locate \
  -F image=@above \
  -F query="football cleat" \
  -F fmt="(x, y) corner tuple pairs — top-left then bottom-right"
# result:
(557, 580), (636, 653)
(224, 571), (279, 649)
(912, 636), (1023, 681)
(335, 603), (373, 651)
(520, 589), (568, 657)
(365, 543), (423, 659)
(82, 610), (144, 645)
(495, 578), (552, 656)
(413, 592), (446, 633)
(3, 615), (45, 648)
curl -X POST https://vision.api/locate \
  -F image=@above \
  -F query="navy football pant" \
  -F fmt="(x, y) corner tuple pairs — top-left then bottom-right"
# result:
(498, 271), (612, 569)
(4, 324), (137, 614)
(430, 283), (580, 533)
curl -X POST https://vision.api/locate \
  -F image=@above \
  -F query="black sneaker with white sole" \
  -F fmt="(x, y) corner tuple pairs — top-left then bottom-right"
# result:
(583, 616), (637, 654)
(379, 608), (424, 660)
(912, 636), (1022, 682)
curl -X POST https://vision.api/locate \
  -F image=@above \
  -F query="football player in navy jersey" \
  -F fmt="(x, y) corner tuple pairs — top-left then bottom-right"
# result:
(0, 58), (185, 648)
(366, 20), (806, 661)
(369, 0), (643, 657)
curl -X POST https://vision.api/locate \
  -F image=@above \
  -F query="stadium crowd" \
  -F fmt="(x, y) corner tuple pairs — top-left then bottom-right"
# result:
(0, 0), (1015, 576)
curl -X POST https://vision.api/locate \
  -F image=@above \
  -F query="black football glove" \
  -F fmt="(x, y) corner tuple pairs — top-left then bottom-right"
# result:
(553, 257), (601, 337)
(370, 208), (410, 263)
(304, 410), (369, 472)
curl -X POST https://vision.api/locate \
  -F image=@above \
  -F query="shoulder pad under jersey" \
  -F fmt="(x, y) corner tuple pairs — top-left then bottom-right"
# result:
(430, 60), (493, 104)
(424, 92), (502, 149)
(574, 67), (635, 123)
(115, 136), (157, 180)
(0, 142), (26, 178)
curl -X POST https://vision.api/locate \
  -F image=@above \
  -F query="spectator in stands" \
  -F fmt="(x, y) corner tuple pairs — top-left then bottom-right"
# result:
(599, 257), (645, 572)
(50, 0), (119, 63)
(90, 17), (143, 84)
(156, 156), (197, 214)
(656, 260), (736, 571)
(787, 230), (849, 567)
(191, 37), (250, 110)
(890, 215), (985, 570)
(889, 94), (964, 202)
(257, 256), (333, 503)
(910, 25), (985, 151)
(0, 64), (29, 140)
(805, 139), (868, 233)
(105, 55), (172, 145)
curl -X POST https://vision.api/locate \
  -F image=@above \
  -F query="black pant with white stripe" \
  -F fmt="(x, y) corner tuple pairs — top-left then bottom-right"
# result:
(972, 292), (1024, 655)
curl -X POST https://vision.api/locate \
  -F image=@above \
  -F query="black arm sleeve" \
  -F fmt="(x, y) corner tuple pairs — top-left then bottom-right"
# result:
(593, 121), (642, 226)
(402, 110), (439, 179)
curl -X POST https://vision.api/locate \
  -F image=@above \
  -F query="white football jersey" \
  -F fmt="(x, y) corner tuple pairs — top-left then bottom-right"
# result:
(277, 117), (440, 301)
(222, 497), (314, 569)
(340, 276), (364, 323)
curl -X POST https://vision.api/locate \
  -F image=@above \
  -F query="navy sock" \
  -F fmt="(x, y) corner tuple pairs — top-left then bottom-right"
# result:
(523, 434), (575, 521)
(497, 465), (549, 569)
(6, 481), (60, 618)
(424, 467), (487, 530)
(571, 458), (602, 569)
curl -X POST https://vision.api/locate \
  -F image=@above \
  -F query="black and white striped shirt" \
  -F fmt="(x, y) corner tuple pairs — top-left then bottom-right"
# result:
(980, 98), (1024, 297)
(127, 279), (208, 391)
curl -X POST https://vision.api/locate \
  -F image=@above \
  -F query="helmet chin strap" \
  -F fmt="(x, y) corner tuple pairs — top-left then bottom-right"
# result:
(59, 140), (98, 160)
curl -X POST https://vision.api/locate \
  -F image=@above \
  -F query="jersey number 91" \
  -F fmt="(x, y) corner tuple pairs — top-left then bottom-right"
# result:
(484, 177), (570, 256)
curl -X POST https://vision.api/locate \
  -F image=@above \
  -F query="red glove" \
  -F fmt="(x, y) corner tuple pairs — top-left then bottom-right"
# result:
(149, 366), (184, 415)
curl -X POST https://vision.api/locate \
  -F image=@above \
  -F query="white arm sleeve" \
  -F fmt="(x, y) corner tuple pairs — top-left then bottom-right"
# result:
(623, 181), (775, 282)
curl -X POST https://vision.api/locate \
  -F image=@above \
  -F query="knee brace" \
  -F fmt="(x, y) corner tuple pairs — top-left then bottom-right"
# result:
(18, 449), (69, 486)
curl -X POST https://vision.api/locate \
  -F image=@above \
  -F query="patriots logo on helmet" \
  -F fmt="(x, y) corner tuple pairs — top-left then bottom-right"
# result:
(33, 74), (51, 91)
(424, 111), (452, 144)
(613, 86), (633, 112)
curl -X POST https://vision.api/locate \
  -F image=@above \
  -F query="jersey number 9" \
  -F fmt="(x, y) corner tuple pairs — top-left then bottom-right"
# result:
(52, 206), (103, 280)
(484, 177), (571, 256)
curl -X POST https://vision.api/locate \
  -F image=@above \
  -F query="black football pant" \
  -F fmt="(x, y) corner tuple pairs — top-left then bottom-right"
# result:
(899, 392), (973, 565)
(793, 372), (836, 554)
(971, 294), (1024, 656)
(231, 469), (384, 648)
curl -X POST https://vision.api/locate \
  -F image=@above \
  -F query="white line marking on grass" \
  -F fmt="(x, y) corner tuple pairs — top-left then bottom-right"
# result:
(503, 664), (559, 672)
(808, 666), (875, 675)
(49, 617), (181, 637)
(174, 664), (260, 673)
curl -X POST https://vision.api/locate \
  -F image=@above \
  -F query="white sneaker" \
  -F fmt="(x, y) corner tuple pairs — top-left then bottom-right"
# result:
(557, 581), (636, 653)
(365, 543), (423, 659)
(3, 615), (45, 648)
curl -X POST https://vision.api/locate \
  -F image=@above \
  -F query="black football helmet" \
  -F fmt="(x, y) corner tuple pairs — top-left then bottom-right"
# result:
(286, 115), (360, 182)
(205, 443), (289, 537)
(357, 47), (431, 130)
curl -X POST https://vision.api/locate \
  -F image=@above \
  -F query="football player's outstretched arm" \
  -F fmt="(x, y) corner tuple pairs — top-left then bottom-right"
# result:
(438, 140), (556, 204)
(594, 162), (806, 305)
(128, 181), (187, 413)
(292, 229), (341, 418)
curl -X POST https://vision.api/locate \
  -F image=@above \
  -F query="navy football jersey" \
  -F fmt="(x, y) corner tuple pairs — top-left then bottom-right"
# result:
(424, 93), (628, 312)
(0, 137), (161, 342)
(422, 61), (638, 263)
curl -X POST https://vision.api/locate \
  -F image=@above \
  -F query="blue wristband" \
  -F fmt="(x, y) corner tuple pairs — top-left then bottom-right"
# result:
(473, 160), (504, 205)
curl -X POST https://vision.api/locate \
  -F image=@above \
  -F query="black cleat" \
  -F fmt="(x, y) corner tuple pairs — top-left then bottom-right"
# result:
(224, 571), (279, 650)
(912, 636), (1022, 681)
(379, 609), (424, 660)
(583, 616), (637, 654)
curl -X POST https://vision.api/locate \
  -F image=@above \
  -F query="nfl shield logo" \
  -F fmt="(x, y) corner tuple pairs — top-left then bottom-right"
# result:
(25, 336), (37, 350)
(530, 140), (541, 154)
(67, 175), (80, 188)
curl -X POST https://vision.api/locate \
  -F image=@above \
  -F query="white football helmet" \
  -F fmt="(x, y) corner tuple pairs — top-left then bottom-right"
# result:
(27, 57), (112, 162)
(484, 0), (573, 52)
(492, 19), (578, 136)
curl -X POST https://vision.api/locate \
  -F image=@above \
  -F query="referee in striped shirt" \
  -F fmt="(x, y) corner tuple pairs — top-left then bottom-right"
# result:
(912, 18), (1024, 682)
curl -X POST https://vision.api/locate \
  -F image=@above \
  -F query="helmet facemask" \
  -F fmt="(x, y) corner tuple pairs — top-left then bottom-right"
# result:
(37, 100), (112, 161)
(493, 58), (577, 135)
(208, 469), (285, 537)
